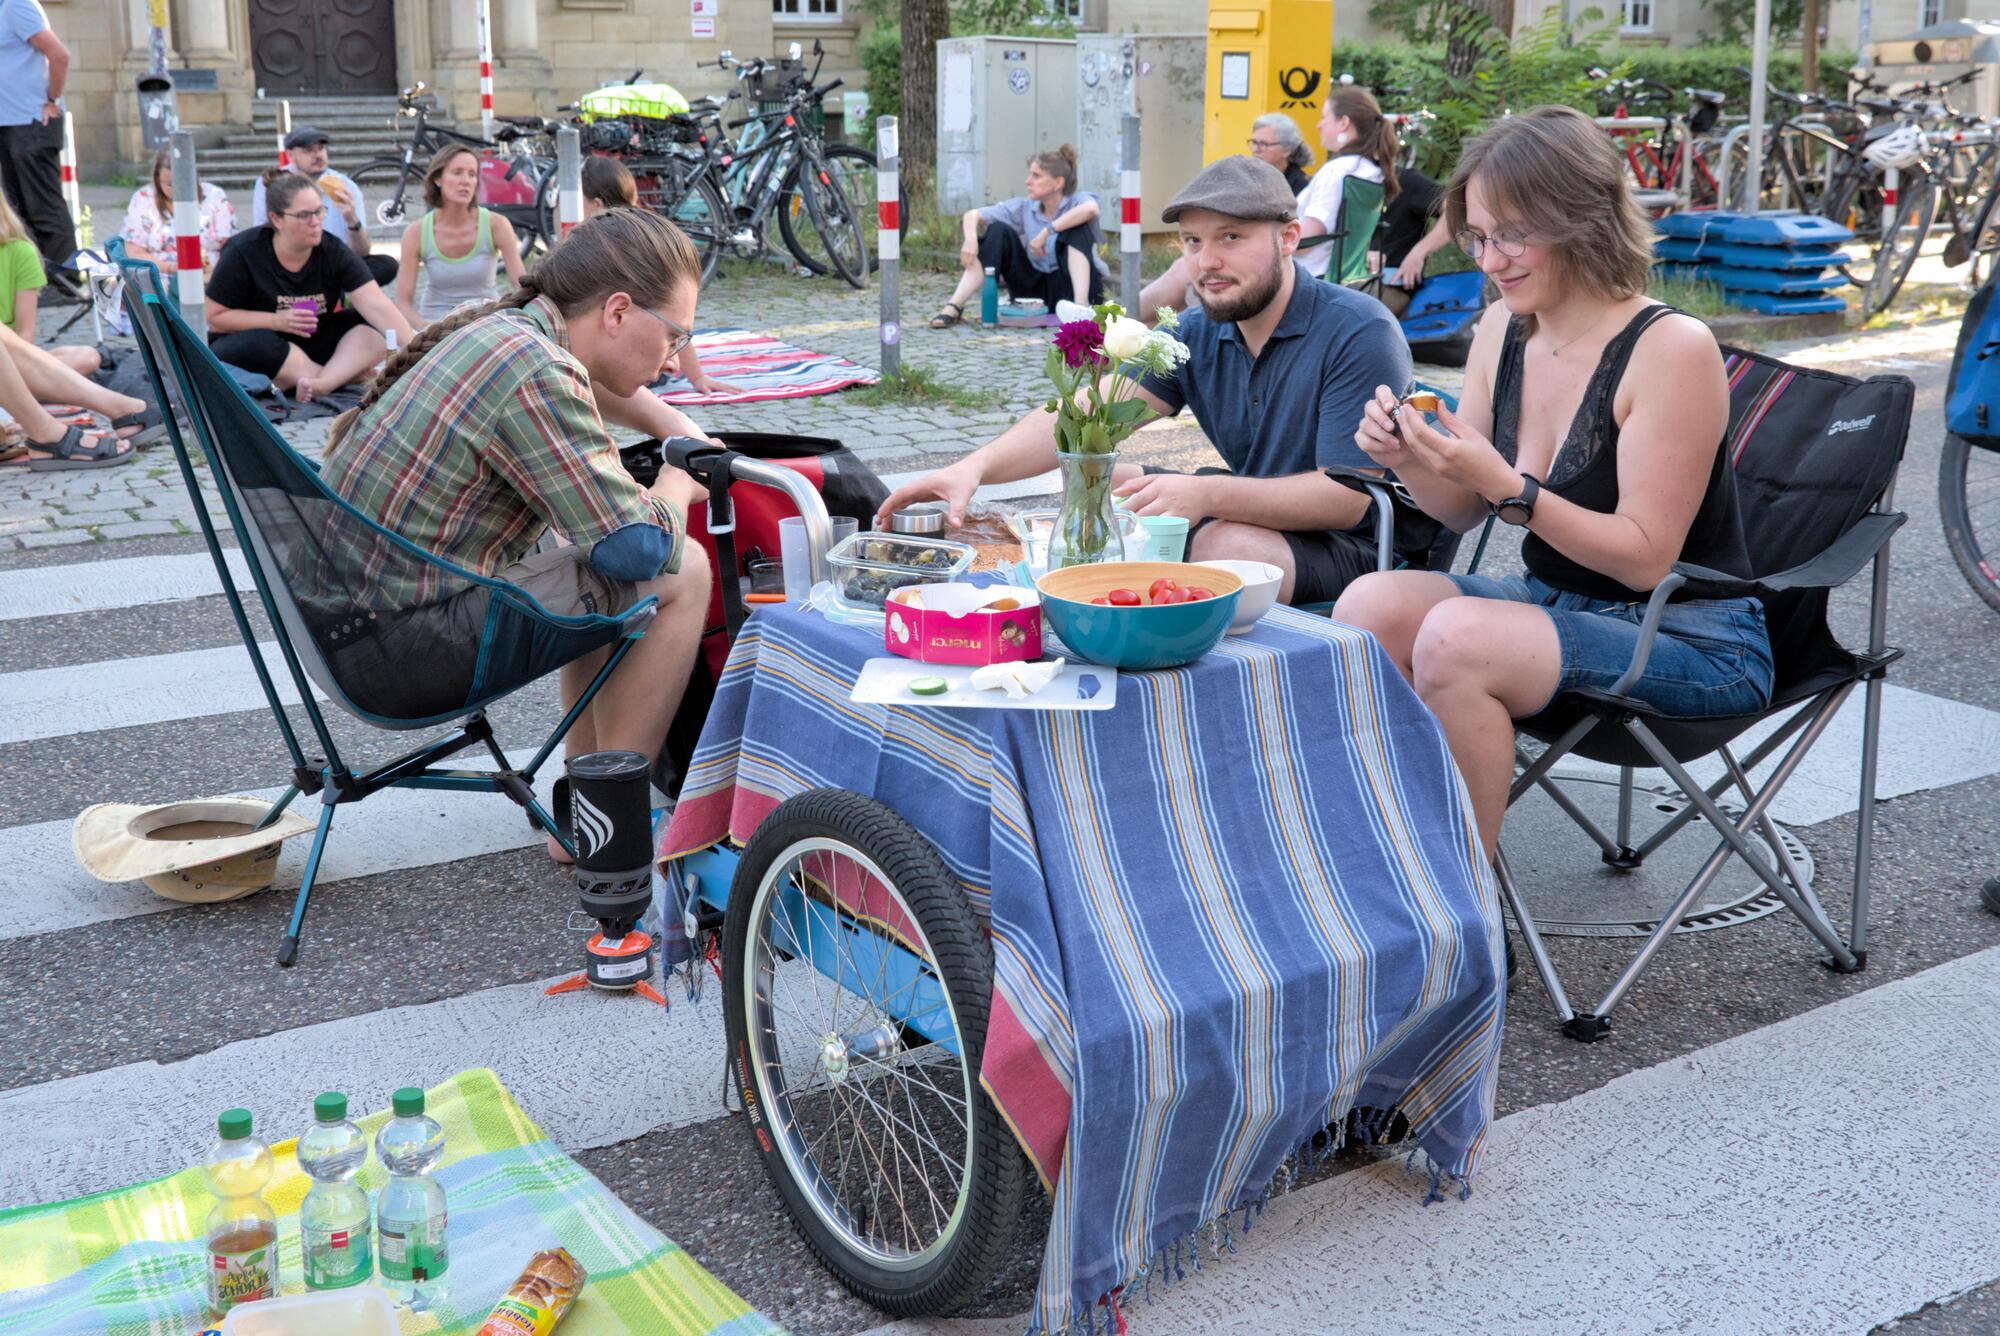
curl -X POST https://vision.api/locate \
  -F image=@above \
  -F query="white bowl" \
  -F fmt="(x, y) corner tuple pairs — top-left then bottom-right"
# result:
(1194, 559), (1282, 633)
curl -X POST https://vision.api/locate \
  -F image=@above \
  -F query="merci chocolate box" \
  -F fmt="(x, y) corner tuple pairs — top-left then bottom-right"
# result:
(885, 583), (1043, 666)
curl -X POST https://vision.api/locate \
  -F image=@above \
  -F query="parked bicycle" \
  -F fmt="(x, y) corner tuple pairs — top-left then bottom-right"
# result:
(349, 84), (558, 259)
(1590, 71), (1729, 208)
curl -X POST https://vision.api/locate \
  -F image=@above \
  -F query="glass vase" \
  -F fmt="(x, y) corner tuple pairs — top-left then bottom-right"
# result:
(1048, 449), (1121, 569)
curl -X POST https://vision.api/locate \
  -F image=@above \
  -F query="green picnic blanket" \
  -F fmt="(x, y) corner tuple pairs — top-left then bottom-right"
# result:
(0, 1069), (784, 1336)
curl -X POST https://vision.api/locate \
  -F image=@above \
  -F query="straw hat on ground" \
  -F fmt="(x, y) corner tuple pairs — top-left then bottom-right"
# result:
(73, 797), (318, 904)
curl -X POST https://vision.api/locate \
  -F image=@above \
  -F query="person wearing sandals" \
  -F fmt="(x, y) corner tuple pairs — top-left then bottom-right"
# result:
(0, 339), (133, 469)
(206, 170), (416, 402)
(393, 144), (526, 328)
(931, 144), (1105, 329)
(575, 156), (737, 398)
(1335, 106), (1771, 860)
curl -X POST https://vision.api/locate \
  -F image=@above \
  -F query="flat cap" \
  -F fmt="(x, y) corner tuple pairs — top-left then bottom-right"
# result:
(283, 125), (331, 150)
(1161, 154), (1297, 224)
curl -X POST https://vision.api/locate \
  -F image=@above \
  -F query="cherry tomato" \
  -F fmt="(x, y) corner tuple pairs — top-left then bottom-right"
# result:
(1107, 588), (1142, 606)
(1090, 596), (1112, 605)
(1185, 586), (1216, 601)
(1148, 578), (1179, 603)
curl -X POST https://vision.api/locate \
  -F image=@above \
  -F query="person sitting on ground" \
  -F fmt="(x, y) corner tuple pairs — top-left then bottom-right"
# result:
(883, 155), (1418, 608)
(250, 126), (396, 289)
(1140, 89), (1401, 319)
(578, 156), (736, 398)
(1248, 111), (1315, 194)
(393, 144), (526, 328)
(0, 338), (132, 469)
(931, 144), (1106, 329)
(1333, 105), (1770, 860)
(119, 145), (235, 281)
(0, 188), (94, 373)
(206, 171), (415, 402)
(321, 209), (713, 860)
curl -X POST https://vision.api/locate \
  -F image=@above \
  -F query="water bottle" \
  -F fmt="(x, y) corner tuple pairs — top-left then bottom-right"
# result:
(375, 1087), (448, 1310)
(980, 267), (999, 326)
(202, 1108), (278, 1315)
(298, 1091), (373, 1290)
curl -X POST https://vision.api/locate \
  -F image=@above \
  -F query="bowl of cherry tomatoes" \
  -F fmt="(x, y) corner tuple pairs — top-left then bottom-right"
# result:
(1035, 561), (1244, 670)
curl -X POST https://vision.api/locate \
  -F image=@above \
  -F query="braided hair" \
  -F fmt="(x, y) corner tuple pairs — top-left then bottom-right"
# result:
(327, 207), (702, 451)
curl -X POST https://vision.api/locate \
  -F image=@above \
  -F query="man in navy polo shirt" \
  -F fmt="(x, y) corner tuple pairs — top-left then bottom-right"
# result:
(877, 155), (1423, 606)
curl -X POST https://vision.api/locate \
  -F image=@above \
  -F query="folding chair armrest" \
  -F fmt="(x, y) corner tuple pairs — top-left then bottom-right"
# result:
(1323, 466), (1398, 572)
(1603, 572), (1687, 698)
(1671, 511), (1906, 598)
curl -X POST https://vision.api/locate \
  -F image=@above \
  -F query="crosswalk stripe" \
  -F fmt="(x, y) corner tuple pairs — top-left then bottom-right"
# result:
(0, 550), (251, 622)
(0, 641), (320, 747)
(0, 969), (730, 1210)
(860, 944), (2000, 1336)
(0, 767), (558, 943)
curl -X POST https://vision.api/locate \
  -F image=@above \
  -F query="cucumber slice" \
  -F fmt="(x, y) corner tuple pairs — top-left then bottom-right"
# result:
(908, 676), (949, 696)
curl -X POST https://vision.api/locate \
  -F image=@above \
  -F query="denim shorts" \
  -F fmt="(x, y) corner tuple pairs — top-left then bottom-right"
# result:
(1441, 570), (1775, 719)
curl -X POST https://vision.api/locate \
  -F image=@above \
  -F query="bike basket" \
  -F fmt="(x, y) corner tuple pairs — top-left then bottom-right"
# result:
(579, 82), (691, 123)
(745, 58), (807, 104)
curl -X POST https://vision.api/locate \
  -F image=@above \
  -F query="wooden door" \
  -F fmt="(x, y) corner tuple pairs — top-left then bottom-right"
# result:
(249, 0), (397, 96)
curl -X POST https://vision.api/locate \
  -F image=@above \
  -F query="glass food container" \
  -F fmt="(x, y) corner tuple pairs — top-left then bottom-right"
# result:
(826, 532), (975, 611)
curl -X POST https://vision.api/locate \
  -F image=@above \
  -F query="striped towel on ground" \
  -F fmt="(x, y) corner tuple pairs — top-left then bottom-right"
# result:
(660, 602), (1505, 1334)
(0, 1068), (782, 1336)
(652, 329), (879, 405)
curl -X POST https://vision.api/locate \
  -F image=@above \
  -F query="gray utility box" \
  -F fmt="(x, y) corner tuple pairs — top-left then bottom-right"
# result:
(936, 37), (1079, 218)
(1076, 35), (1205, 235)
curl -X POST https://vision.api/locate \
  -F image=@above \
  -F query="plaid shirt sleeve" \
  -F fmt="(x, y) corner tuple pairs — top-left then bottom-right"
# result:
(480, 358), (685, 575)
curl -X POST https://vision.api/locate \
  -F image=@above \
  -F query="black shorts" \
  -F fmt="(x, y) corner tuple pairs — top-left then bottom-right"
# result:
(979, 220), (1106, 310)
(210, 308), (370, 379)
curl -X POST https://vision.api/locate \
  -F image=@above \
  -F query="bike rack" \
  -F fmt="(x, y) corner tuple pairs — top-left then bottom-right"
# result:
(1717, 118), (1839, 214)
(1595, 114), (1694, 210)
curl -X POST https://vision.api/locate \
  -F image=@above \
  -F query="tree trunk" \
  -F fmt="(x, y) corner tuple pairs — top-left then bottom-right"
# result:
(1445, 0), (1515, 82)
(900, 0), (949, 210)
(1800, 0), (1821, 94)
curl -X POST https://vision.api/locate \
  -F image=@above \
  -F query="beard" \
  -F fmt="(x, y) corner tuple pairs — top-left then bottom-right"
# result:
(1193, 238), (1286, 324)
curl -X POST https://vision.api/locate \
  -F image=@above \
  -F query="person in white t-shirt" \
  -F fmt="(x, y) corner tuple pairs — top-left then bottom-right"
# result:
(1139, 88), (1404, 318)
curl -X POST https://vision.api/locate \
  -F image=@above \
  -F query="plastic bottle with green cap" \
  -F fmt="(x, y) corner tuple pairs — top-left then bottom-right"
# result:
(202, 1107), (278, 1314)
(298, 1090), (373, 1289)
(375, 1086), (448, 1309)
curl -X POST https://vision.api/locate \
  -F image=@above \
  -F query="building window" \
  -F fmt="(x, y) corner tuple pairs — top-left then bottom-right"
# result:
(1621, 0), (1653, 30)
(1920, 0), (1943, 25)
(772, 0), (841, 21)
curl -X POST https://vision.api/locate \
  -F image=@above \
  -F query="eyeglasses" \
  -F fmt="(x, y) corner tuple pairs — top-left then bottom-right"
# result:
(631, 302), (694, 358)
(281, 207), (328, 222)
(1246, 138), (1282, 151)
(1453, 228), (1536, 260)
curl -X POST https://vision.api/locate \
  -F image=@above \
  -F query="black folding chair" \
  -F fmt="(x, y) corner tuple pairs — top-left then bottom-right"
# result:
(1497, 347), (1915, 1040)
(112, 246), (658, 965)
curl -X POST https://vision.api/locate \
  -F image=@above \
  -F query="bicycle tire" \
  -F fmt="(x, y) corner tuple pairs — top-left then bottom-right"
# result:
(1854, 173), (1936, 317)
(788, 148), (869, 288)
(1941, 432), (2000, 614)
(779, 144), (906, 276)
(350, 158), (416, 230)
(644, 160), (728, 286)
(1965, 180), (2000, 290)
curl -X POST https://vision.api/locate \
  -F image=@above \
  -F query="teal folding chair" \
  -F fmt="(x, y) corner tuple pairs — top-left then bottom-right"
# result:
(113, 246), (659, 965)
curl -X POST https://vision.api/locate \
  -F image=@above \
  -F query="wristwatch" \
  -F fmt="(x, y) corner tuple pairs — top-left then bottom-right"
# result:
(1489, 473), (1541, 526)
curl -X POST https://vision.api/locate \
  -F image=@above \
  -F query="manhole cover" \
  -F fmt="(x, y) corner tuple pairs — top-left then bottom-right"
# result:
(1500, 771), (1813, 938)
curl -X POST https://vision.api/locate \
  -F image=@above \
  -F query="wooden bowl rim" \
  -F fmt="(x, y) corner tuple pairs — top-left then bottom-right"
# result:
(1036, 560), (1244, 607)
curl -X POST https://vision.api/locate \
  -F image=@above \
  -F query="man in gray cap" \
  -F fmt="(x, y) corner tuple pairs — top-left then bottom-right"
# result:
(250, 126), (398, 288)
(877, 155), (1422, 607)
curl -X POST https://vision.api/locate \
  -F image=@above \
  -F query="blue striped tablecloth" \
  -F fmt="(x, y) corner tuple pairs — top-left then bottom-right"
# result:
(660, 601), (1505, 1334)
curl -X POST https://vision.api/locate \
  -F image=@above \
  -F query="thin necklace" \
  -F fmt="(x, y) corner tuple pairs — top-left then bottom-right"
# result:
(1541, 309), (1613, 359)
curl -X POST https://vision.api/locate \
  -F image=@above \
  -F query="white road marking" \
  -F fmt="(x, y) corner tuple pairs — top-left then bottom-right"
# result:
(0, 970), (729, 1210)
(0, 641), (321, 746)
(0, 550), (251, 622)
(862, 945), (2000, 1336)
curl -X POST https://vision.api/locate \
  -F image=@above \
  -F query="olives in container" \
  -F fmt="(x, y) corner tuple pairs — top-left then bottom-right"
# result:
(826, 533), (975, 610)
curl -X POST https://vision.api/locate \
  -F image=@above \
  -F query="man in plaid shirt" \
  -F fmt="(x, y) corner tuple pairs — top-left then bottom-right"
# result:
(324, 213), (713, 852)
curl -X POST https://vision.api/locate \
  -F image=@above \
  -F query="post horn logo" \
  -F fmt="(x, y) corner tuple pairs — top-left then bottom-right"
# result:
(1279, 66), (1322, 108)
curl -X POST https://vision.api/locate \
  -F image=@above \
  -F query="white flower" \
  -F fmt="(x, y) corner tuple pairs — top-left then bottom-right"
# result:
(1101, 316), (1150, 361)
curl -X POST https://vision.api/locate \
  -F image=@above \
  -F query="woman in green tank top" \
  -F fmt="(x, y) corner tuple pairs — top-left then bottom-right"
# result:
(394, 146), (527, 328)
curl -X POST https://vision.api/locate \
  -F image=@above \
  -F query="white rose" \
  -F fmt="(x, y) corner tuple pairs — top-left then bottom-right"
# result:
(1100, 316), (1149, 362)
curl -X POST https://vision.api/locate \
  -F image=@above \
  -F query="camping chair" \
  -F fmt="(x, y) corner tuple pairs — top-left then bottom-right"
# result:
(1498, 347), (1914, 1041)
(112, 247), (659, 966)
(1297, 176), (1387, 289)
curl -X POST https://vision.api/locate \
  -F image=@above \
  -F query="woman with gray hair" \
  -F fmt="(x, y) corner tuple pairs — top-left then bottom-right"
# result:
(1248, 113), (1314, 193)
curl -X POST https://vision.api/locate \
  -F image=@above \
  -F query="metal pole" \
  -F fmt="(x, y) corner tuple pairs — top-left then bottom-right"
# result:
(1119, 113), (1141, 315)
(277, 99), (292, 170)
(146, 0), (170, 78)
(477, 0), (496, 142)
(1746, 0), (1772, 214)
(58, 112), (81, 257)
(170, 129), (206, 337)
(557, 126), (582, 238)
(876, 115), (900, 381)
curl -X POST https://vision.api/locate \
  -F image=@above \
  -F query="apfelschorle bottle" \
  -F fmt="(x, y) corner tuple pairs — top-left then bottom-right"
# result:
(202, 1107), (279, 1314)
(375, 1086), (448, 1309)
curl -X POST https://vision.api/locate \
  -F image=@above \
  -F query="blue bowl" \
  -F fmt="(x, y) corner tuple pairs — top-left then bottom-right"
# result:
(1035, 562), (1243, 670)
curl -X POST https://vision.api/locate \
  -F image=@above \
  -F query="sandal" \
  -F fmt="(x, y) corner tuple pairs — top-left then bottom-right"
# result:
(16, 422), (133, 471)
(110, 403), (167, 448)
(929, 301), (964, 329)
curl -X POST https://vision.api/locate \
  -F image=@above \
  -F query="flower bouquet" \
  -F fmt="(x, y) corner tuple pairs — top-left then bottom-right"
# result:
(1042, 304), (1190, 568)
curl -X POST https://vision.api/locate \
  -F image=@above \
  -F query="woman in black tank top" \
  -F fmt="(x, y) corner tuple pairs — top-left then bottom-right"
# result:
(1331, 107), (1772, 859)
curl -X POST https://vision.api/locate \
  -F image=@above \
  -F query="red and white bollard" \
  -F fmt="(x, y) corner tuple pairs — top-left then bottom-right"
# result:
(170, 130), (206, 334)
(1880, 164), (1900, 239)
(556, 125), (582, 238)
(876, 115), (899, 379)
(1119, 113), (1141, 315)
(59, 112), (81, 256)
(477, 0), (495, 142)
(276, 99), (292, 169)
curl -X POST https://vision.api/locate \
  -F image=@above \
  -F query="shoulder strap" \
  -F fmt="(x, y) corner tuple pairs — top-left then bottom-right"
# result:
(1491, 316), (1529, 465)
(421, 210), (436, 259)
(477, 206), (493, 249)
(1596, 303), (1680, 428)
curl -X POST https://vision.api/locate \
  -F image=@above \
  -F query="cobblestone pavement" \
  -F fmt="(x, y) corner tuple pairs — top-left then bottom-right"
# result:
(0, 260), (1466, 549)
